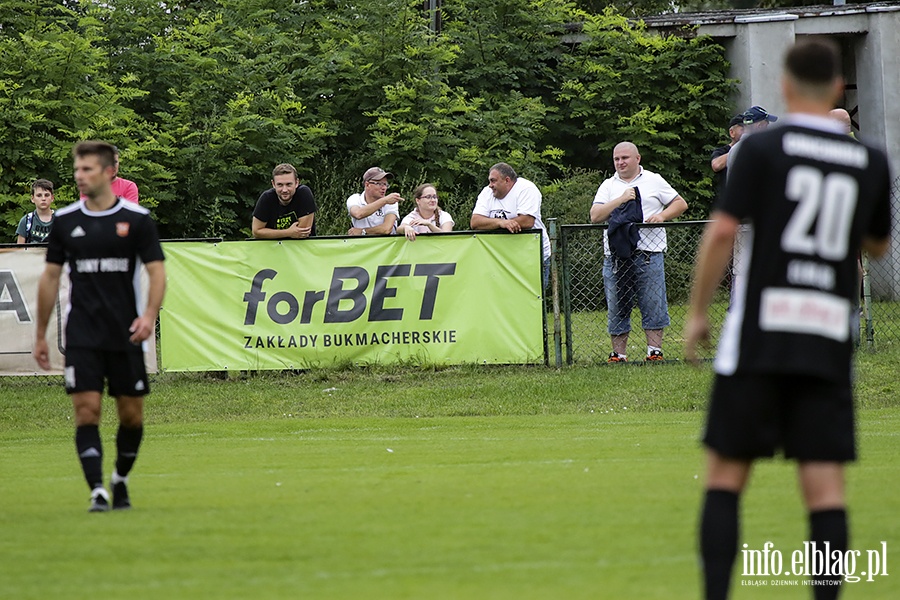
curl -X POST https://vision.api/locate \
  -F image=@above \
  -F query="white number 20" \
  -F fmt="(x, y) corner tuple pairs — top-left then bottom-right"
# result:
(781, 166), (858, 261)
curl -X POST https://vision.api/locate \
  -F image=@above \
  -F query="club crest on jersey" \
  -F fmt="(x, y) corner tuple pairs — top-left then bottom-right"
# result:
(116, 222), (130, 237)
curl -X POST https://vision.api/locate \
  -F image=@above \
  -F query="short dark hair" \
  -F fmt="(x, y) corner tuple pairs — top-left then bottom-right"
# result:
(73, 141), (117, 169)
(31, 179), (54, 194)
(785, 39), (841, 86)
(272, 163), (298, 180)
(489, 162), (517, 181)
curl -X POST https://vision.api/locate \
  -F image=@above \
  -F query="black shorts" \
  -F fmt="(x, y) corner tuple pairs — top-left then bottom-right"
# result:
(702, 372), (855, 462)
(64, 348), (150, 397)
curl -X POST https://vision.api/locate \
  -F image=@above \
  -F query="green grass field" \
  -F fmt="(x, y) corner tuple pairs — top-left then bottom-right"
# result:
(2, 361), (899, 599)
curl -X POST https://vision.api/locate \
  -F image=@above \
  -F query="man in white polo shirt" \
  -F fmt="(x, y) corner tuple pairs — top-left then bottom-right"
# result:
(590, 141), (688, 362)
(346, 167), (403, 236)
(470, 162), (551, 287)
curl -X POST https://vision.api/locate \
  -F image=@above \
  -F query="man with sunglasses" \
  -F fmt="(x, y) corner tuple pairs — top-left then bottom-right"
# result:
(347, 167), (403, 236)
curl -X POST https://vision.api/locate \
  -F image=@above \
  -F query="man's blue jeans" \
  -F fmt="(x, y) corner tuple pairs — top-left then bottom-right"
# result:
(602, 251), (670, 335)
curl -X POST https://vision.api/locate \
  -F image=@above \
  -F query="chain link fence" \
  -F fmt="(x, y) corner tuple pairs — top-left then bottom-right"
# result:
(552, 175), (900, 365)
(557, 221), (712, 365)
(862, 175), (900, 350)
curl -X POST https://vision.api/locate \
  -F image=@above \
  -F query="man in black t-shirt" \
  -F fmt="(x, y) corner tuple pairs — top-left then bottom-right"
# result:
(34, 141), (166, 513)
(251, 163), (316, 239)
(709, 115), (744, 201)
(686, 41), (891, 599)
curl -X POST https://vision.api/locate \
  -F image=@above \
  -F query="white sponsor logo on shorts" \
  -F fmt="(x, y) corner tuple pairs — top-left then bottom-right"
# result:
(64, 366), (76, 388)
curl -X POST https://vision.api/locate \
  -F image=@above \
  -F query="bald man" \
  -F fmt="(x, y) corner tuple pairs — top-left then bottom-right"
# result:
(829, 108), (852, 135)
(590, 142), (688, 362)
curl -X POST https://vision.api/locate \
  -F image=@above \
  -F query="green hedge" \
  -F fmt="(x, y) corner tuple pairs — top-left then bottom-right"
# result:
(0, 0), (735, 240)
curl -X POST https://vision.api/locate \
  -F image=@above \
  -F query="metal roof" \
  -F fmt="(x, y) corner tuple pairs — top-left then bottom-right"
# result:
(642, 1), (900, 29)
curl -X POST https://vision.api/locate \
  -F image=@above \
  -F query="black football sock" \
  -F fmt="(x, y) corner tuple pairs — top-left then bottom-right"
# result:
(115, 424), (144, 478)
(75, 425), (104, 490)
(700, 489), (740, 600)
(809, 508), (847, 600)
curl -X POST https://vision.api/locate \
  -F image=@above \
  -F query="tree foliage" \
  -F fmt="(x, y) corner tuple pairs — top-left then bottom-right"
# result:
(0, 0), (735, 239)
(557, 12), (734, 218)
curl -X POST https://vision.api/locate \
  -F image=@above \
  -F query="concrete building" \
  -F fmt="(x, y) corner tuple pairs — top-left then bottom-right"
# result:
(644, 2), (900, 297)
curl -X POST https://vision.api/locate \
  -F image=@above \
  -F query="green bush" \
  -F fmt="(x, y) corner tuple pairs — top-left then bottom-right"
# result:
(0, 0), (735, 240)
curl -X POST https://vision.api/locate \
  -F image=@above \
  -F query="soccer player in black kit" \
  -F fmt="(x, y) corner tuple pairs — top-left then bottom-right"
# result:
(34, 141), (166, 512)
(685, 41), (892, 599)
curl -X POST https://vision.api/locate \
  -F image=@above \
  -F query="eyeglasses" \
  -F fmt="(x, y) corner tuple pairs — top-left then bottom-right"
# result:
(367, 180), (389, 188)
(419, 194), (438, 200)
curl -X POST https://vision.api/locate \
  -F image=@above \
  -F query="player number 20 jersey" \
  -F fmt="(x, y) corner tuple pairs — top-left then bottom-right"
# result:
(715, 119), (892, 383)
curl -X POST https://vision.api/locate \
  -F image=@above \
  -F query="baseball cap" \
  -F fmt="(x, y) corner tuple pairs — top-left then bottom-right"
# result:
(728, 115), (744, 127)
(362, 167), (393, 182)
(742, 106), (778, 125)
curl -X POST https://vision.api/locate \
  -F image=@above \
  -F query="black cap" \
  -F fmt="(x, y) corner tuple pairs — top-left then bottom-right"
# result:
(742, 106), (778, 125)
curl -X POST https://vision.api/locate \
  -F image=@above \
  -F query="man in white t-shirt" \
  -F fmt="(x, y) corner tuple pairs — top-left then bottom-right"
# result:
(470, 162), (551, 286)
(590, 142), (688, 363)
(346, 167), (403, 236)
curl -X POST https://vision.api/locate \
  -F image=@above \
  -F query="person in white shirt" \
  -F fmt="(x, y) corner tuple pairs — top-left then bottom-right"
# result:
(590, 141), (688, 363)
(346, 167), (403, 236)
(397, 183), (454, 241)
(470, 162), (551, 286)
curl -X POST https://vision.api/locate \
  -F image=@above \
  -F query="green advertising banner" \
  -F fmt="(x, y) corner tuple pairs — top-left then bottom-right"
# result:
(159, 233), (544, 371)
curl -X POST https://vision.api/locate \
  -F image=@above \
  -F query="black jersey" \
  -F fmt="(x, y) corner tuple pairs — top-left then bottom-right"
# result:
(252, 186), (317, 236)
(715, 116), (891, 384)
(46, 199), (165, 351)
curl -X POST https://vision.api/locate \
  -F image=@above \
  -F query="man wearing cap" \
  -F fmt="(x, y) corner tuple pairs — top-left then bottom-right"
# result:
(726, 106), (778, 172)
(725, 106), (778, 303)
(347, 167), (403, 236)
(710, 115), (744, 201)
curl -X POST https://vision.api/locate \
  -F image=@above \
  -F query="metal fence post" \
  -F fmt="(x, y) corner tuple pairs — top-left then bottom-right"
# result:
(560, 224), (574, 365)
(547, 218), (563, 368)
(862, 252), (875, 348)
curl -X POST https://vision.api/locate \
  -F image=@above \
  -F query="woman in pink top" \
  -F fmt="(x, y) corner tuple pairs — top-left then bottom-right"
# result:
(397, 183), (454, 241)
